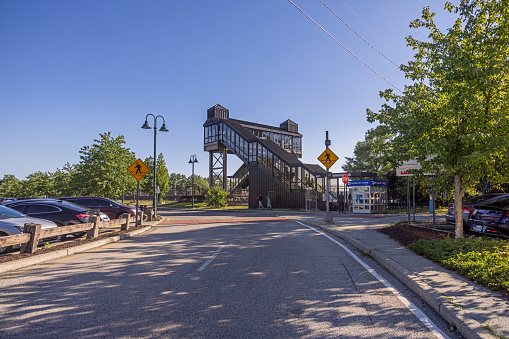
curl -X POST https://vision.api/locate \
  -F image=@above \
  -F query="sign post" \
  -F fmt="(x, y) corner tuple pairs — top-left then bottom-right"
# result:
(342, 174), (349, 212)
(128, 159), (150, 227)
(318, 132), (338, 223)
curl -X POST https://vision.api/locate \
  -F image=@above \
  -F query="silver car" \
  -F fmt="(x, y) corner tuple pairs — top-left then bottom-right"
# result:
(0, 205), (58, 254)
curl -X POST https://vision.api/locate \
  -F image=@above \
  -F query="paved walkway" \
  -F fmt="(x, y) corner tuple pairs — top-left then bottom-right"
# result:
(285, 211), (509, 339)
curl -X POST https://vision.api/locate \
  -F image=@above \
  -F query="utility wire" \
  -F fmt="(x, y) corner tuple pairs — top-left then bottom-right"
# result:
(319, 0), (399, 68)
(393, 0), (422, 40)
(287, 0), (402, 93)
(339, 0), (407, 63)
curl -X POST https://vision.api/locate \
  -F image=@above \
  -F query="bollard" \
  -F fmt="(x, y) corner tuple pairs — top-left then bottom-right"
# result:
(20, 223), (42, 254)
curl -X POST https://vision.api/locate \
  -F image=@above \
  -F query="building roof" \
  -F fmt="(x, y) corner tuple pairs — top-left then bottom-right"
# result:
(231, 118), (302, 137)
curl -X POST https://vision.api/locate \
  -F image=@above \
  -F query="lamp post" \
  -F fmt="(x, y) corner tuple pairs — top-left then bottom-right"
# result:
(141, 114), (169, 217)
(189, 155), (198, 208)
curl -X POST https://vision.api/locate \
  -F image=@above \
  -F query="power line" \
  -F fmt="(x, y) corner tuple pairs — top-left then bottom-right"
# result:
(319, 0), (400, 68)
(392, 0), (422, 40)
(287, 0), (402, 93)
(338, 0), (407, 63)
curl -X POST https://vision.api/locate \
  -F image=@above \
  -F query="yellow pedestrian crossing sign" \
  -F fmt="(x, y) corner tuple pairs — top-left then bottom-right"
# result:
(318, 148), (338, 169)
(128, 158), (150, 181)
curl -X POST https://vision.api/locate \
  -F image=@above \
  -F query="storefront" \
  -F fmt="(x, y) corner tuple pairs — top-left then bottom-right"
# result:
(348, 180), (388, 214)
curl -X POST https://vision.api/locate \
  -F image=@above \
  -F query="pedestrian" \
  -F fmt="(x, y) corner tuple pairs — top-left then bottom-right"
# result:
(347, 193), (353, 212)
(258, 194), (264, 209)
(337, 192), (345, 213)
(329, 193), (334, 211)
(266, 194), (272, 210)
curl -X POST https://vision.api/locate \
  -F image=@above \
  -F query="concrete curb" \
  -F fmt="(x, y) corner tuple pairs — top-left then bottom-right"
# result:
(314, 224), (493, 339)
(0, 224), (155, 275)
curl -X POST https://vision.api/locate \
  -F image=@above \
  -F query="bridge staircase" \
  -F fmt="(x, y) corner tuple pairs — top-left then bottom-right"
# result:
(204, 108), (327, 209)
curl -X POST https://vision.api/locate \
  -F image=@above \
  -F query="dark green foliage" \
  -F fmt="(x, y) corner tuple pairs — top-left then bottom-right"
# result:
(410, 237), (509, 292)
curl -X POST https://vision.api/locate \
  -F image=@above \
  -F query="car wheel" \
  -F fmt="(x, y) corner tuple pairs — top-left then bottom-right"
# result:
(117, 212), (129, 219)
(0, 232), (13, 254)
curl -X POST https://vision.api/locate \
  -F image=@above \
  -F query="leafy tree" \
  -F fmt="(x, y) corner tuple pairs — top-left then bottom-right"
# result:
(168, 173), (187, 195)
(52, 163), (79, 197)
(22, 171), (54, 198)
(342, 125), (395, 177)
(0, 174), (23, 197)
(140, 153), (169, 202)
(205, 186), (227, 208)
(367, 0), (509, 238)
(74, 132), (137, 198)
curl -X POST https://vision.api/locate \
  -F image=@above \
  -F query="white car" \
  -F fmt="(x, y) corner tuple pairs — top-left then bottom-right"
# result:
(0, 205), (58, 254)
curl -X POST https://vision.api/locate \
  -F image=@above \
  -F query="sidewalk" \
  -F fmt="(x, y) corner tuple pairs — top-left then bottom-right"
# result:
(289, 211), (509, 339)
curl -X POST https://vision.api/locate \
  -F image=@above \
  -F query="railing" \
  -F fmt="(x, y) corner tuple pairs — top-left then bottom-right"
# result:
(211, 120), (324, 195)
(0, 207), (154, 254)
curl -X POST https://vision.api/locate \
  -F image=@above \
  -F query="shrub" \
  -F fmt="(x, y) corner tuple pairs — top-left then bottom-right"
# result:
(205, 187), (227, 208)
(409, 237), (509, 292)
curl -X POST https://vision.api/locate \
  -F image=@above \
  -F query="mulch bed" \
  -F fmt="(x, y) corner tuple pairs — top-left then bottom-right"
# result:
(378, 224), (453, 247)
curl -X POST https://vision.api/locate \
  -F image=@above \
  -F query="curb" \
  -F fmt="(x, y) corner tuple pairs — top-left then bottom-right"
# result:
(314, 224), (493, 339)
(0, 224), (156, 275)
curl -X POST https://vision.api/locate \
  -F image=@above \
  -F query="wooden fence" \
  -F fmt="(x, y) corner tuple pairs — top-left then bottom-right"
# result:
(0, 207), (155, 254)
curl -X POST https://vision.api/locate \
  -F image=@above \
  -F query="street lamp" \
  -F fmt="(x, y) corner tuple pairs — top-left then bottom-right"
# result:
(142, 114), (169, 217)
(189, 155), (198, 208)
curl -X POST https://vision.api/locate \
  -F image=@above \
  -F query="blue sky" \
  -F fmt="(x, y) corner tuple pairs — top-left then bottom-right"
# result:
(0, 0), (457, 180)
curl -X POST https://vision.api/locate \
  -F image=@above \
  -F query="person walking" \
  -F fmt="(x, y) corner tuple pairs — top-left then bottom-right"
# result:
(347, 193), (353, 212)
(258, 194), (264, 209)
(266, 194), (272, 210)
(337, 192), (345, 213)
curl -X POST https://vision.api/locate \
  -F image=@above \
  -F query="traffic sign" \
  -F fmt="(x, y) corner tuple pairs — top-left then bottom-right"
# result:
(342, 174), (349, 184)
(128, 159), (150, 181)
(318, 148), (338, 169)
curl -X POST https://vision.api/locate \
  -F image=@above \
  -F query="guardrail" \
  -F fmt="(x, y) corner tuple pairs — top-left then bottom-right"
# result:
(0, 207), (155, 254)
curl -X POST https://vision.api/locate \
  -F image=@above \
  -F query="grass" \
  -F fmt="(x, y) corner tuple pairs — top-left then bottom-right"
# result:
(118, 199), (249, 210)
(409, 236), (509, 293)
(387, 206), (448, 214)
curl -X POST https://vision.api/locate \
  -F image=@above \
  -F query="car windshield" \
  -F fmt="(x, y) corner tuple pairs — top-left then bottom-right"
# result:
(0, 205), (26, 219)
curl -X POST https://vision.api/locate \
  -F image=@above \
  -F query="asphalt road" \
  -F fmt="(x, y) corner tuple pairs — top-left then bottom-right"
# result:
(0, 210), (461, 338)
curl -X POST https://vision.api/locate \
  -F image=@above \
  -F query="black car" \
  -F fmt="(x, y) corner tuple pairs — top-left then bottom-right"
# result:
(3, 199), (94, 226)
(59, 196), (137, 220)
(445, 193), (509, 226)
(468, 197), (509, 238)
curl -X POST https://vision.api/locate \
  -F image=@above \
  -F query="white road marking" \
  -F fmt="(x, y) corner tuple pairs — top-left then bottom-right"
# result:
(197, 246), (225, 272)
(295, 221), (449, 339)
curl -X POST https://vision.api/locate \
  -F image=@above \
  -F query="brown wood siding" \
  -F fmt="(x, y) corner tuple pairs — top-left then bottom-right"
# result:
(248, 164), (305, 209)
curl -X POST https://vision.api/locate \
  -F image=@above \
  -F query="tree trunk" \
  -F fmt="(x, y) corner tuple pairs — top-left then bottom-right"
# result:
(453, 174), (464, 238)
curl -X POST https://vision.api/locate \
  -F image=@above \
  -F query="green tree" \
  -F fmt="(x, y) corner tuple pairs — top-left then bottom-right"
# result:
(140, 153), (170, 202)
(52, 163), (79, 197)
(367, 0), (509, 238)
(168, 173), (187, 195)
(22, 171), (54, 198)
(342, 125), (395, 177)
(74, 132), (137, 198)
(0, 174), (23, 197)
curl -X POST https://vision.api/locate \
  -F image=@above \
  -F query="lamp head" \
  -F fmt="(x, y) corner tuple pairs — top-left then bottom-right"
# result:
(141, 120), (151, 129)
(159, 123), (169, 132)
